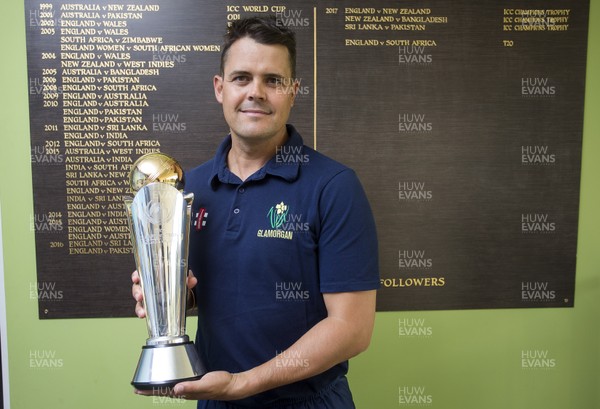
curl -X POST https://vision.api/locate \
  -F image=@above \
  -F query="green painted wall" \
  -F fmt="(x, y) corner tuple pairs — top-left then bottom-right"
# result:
(1, 1), (598, 408)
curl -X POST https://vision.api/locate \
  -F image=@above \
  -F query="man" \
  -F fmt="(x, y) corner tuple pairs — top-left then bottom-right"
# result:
(132, 15), (379, 408)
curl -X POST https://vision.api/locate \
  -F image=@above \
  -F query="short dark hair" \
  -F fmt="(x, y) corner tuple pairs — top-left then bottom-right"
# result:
(220, 15), (297, 78)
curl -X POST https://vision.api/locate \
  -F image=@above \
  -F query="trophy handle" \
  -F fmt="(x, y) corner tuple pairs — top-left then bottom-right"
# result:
(124, 195), (150, 334)
(124, 196), (140, 262)
(183, 193), (194, 310)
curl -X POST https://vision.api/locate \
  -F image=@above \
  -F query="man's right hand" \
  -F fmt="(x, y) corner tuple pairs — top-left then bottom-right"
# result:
(131, 270), (198, 318)
(131, 270), (146, 318)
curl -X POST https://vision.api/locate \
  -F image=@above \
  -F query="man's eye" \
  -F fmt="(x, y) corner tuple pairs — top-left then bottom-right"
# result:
(232, 76), (250, 83)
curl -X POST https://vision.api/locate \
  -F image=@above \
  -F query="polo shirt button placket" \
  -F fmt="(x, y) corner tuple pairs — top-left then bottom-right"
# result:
(235, 187), (245, 214)
(226, 185), (245, 233)
(226, 204), (242, 232)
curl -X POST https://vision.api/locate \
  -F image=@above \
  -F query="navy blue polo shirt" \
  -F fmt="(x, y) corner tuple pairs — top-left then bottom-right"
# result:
(185, 125), (379, 408)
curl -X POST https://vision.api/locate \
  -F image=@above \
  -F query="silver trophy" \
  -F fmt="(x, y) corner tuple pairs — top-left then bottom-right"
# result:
(124, 153), (206, 390)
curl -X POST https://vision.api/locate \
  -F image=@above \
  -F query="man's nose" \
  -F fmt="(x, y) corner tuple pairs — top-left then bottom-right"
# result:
(247, 79), (266, 100)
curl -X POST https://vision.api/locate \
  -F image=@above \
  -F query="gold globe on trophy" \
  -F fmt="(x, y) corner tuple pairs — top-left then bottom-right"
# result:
(128, 152), (185, 192)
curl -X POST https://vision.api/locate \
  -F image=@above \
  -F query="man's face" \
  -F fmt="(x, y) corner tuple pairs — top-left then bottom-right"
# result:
(214, 37), (298, 143)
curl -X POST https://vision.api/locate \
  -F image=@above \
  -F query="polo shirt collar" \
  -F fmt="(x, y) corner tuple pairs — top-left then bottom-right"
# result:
(208, 124), (303, 189)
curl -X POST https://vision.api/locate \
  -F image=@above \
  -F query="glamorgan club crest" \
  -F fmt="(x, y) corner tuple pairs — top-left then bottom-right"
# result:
(268, 201), (289, 229)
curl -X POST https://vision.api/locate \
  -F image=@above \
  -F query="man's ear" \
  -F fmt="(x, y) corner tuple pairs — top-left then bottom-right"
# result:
(214, 75), (224, 103)
(290, 78), (300, 107)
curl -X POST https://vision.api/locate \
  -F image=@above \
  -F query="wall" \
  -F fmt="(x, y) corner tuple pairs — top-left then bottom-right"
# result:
(1, 1), (598, 408)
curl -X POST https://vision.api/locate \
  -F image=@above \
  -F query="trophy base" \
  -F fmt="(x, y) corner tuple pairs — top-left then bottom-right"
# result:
(131, 342), (207, 390)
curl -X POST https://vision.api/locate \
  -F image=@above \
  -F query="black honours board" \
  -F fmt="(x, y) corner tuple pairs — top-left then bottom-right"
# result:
(25, 0), (588, 318)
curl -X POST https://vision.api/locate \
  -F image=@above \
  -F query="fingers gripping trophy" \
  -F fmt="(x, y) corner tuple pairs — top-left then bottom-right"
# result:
(124, 153), (206, 390)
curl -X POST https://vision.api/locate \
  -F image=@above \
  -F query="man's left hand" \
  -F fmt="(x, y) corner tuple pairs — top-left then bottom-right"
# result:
(134, 370), (248, 401)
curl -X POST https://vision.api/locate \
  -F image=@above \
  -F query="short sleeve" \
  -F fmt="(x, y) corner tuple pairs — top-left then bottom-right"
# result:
(317, 169), (380, 293)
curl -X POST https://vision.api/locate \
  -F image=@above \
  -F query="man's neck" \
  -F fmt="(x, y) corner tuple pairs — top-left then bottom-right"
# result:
(227, 130), (288, 181)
